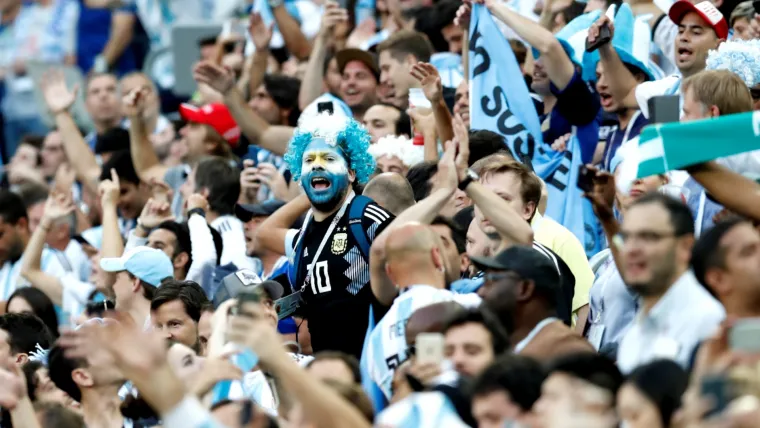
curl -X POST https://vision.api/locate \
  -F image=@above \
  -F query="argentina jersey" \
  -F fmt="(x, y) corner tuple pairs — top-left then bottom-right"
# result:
(0, 248), (66, 302)
(363, 285), (481, 400)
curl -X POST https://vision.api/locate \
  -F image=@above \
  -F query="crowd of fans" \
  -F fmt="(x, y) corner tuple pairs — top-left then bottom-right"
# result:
(0, 0), (758, 427)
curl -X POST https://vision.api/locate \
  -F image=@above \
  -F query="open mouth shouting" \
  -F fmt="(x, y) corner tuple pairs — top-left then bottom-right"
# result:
(310, 176), (332, 191)
(599, 92), (614, 109)
(677, 47), (693, 63)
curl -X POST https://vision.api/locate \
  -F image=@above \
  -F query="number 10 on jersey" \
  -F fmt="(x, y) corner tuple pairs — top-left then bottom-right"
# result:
(306, 261), (332, 294)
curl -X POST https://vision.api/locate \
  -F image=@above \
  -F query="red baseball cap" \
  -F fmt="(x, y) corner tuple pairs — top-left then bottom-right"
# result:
(668, 0), (729, 40)
(179, 103), (241, 147)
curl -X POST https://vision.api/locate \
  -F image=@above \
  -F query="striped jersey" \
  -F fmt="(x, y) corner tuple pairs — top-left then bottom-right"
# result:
(364, 285), (481, 400)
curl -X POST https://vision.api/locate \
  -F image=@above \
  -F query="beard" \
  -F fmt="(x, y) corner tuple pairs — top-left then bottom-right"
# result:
(302, 171), (351, 214)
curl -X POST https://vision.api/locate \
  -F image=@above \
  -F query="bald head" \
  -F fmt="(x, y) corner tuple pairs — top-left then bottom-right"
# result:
(385, 224), (441, 262)
(384, 224), (447, 288)
(362, 173), (415, 216)
(405, 302), (466, 347)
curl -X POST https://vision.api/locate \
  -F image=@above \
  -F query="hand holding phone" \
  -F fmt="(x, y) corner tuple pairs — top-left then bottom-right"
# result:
(586, 5), (616, 52)
(415, 333), (445, 365)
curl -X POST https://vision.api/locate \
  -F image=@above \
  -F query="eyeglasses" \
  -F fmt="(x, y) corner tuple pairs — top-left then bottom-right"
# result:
(617, 230), (679, 244)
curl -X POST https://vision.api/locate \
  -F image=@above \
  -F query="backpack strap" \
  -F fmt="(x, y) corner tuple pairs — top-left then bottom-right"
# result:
(348, 195), (373, 261)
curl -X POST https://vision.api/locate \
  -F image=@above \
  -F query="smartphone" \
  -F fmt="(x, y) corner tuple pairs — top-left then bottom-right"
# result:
(585, 5), (616, 52)
(577, 165), (596, 193)
(274, 291), (302, 320)
(648, 95), (680, 124)
(729, 318), (760, 352)
(317, 101), (335, 115)
(415, 333), (445, 365)
(753, 0), (760, 13)
(701, 374), (736, 417)
(243, 158), (257, 169)
(585, 23), (612, 52)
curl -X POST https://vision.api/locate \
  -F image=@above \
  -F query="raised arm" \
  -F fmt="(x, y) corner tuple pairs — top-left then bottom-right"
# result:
(247, 12), (274, 96)
(588, 16), (640, 109)
(99, 169), (125, 289)
(271, 2), (312, 60)
(40, 71), (102, 195)
(411, 62), (454, 145)
(688, 162), (760, 221)
(19, 193), (75, 306)
(473, 0), (575, 90)
(229, 303), (372, 428)
(193, 61), (294, 156)
(299, 1), (347, 110)
(96, 8), (135, 73)
(255, 194), (311, 255)
(452, 116), (534, 245)
(123, 87), (169, 184)
(370, 141), (461, 305)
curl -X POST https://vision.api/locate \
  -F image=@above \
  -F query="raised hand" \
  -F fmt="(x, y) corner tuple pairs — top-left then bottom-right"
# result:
(436, 140), (460, 192)
(40, 69), (78, 115)
(587, 14), (615, 46)
(407, 108), (436, 137)
(139, 198), (175, 230)
(410, 62), (443, 105)
(122, 86), (151, 119)
(187, 193), (210, 213)
(452, 114), (470, 181)
(53, 163), (77, 195)
(454, 0), (472, 29)
(240, 159), (262, 204)
(43, 191), (76, 223)
(582, 165), (616, 222)
(193, 61), (236, 96)
(318, 1), (348, 40)
(346, 17), (377, 48)
(255, 163), (289, 201)
(99, 168), (121, 208)
(149, 178), (173, 205)
(227, 302), (287, 368)
(248, 12), (273, 52)
(189, 353), (243, 396)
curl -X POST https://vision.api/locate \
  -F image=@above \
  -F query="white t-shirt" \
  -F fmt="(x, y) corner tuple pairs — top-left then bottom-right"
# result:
(364, 285), (481, 400)
(211, 215), (258, 272)
(0, 248), (66, 301)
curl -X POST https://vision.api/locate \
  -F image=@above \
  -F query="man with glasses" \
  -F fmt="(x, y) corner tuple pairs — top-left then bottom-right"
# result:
(616, 193), (724, 374)
(473, 246), (593, 361)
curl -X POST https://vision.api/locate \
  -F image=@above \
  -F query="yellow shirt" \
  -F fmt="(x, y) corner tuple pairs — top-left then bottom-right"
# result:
(531, 213), (594, 314)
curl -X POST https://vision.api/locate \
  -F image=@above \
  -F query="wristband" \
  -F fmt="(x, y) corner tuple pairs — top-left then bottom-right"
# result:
(458, 169), (479, 191)
(93, 55), (108, 73)
(187, 207), (206, 219)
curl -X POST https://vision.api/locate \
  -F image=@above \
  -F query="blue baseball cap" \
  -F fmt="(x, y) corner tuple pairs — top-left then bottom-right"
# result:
(100, 246), (174, 287)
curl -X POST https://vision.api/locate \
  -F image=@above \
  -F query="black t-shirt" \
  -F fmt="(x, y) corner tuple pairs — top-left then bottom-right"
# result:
(533, 241), (575, 325)
(290, 199), (394, 358)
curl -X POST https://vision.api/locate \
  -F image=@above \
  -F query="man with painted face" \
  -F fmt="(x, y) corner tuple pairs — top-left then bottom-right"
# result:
(257, 113), (395, 359)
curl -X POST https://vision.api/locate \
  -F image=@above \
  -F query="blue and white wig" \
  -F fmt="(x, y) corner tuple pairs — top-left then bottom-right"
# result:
(706, 39), (760, 88)
(284, 112), (376, 184)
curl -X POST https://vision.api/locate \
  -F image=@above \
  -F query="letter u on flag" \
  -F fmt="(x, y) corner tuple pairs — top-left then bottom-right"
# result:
(468, 4), (603, 256)
(636, 111), (760, 178)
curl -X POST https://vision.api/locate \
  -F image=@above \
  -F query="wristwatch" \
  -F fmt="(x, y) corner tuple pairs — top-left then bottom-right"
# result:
(458, 169), (479, 191)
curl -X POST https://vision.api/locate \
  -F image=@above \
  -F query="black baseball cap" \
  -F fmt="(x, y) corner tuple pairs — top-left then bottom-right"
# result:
(470, 246), (560, 292)
(235, 199), (287, 223)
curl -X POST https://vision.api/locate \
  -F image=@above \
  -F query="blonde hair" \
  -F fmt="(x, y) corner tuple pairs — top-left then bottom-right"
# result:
(471, 154), (542, 216)
(682, 70), (753, 116)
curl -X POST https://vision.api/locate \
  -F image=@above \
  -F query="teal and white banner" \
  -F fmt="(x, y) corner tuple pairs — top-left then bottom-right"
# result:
(637, 111), (760, 178)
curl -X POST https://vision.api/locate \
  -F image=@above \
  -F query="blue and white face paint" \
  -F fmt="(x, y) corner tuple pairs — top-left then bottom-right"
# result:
(300, 139), (351, 212)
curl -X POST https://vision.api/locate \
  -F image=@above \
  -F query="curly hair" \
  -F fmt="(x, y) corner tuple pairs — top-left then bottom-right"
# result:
(284, 113), (375, 184)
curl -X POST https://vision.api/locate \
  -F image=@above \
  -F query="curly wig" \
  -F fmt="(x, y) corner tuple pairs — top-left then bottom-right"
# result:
(284, 112), (375, 184)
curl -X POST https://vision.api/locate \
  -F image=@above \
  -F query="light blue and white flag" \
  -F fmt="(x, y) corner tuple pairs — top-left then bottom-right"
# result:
(468, 4), (604, 256)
